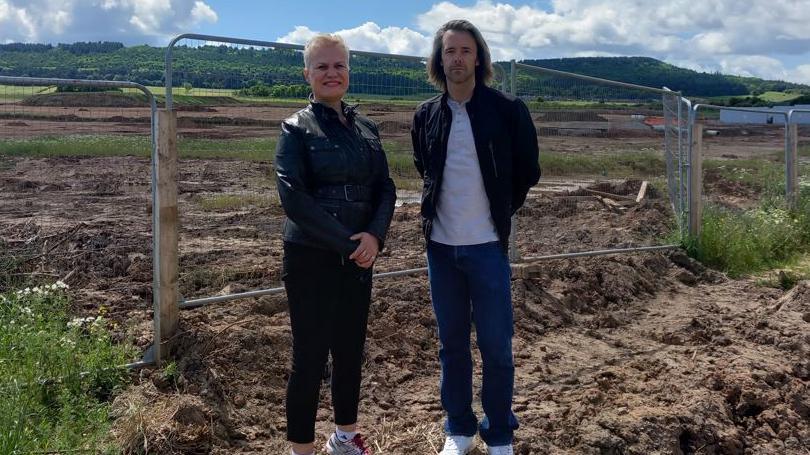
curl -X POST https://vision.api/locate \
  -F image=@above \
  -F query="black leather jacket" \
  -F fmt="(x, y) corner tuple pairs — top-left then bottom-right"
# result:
(411, 84), (540, 253)
(275, 100), (397, 258)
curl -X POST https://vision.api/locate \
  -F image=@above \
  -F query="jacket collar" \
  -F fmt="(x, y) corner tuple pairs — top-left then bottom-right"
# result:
(441, 83), (486, 111)
(309, 94), (358, 122)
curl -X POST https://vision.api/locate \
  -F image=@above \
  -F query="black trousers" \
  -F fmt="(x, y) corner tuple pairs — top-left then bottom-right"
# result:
(282, 241), (372, 444)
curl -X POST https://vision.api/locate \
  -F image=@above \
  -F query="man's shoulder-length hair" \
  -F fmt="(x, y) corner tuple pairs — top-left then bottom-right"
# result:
(426, 19), (494, 92)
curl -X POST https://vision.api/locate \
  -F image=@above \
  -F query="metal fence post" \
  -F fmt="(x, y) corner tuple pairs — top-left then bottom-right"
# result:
(688, 121), (703, 239)
(787, 117), (799, 210)
(155, 109), (179, 363)
(508, 59), (520, 263)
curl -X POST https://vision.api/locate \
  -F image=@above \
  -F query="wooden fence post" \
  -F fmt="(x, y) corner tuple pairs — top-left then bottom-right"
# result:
(155, 109), (178, 364)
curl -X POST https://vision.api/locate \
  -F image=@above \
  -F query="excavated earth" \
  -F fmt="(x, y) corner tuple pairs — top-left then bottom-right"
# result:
(0, 155), (808, 454)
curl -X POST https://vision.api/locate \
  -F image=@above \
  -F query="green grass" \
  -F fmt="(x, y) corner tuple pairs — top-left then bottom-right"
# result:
(758, 91), (802, 103)
(197, 193), (278, 211)
(0, 284), (133, 452)
(540, 149), (666, 177)
(0, 84), (55, 101)
(0, 135), (275, 161)
(704, 158), (785, 198)
(687, 187), (810, 278)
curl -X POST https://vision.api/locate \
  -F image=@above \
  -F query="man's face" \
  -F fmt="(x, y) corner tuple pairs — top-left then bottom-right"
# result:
(440, 30), (478, 86)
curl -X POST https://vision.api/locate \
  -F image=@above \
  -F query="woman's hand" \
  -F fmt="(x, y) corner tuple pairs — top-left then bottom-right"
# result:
(349, 232), (379, 269)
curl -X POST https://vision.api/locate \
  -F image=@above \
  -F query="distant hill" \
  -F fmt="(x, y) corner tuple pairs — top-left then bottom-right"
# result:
(2, 41), (808, 99)
(520, 56), (810, 98)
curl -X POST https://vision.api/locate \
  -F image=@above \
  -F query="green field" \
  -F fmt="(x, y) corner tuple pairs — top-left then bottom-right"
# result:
(0, 135), (275, 161)
(758, 91), (803, 103)
(0, 84), (56, 101)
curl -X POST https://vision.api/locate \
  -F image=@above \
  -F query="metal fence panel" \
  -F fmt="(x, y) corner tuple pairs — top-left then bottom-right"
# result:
(163, 35), (511, 307)
(510, 62), (684, 259)
(0, 76), (157, 366)
(692, 105), (790, 211)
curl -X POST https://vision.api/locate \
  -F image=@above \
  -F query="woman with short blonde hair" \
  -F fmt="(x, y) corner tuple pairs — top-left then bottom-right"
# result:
(275, 34), (396, 455)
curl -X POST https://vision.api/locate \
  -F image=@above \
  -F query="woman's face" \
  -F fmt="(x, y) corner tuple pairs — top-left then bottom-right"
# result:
(304, 44), (349, 104)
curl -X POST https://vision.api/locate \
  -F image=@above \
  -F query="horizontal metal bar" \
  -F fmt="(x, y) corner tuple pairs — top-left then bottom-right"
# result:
(514, 62), (678, 95)
(123, 360), (153, 370)
(181, 246), (682, 310)
(180, 266), (431, 309)
(181, 286), (285, 309)
(372, 267), (428, 279)
(521, 244), (680, 262)
(693, 103), (789, 117)
(787, 108), (810, 124)
(168, 33), (427, 63)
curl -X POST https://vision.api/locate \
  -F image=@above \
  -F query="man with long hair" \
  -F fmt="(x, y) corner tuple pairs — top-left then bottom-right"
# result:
(411, 19), (540, 455)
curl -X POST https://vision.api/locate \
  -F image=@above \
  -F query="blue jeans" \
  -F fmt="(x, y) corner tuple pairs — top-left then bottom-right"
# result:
(427, 240), (519, 446)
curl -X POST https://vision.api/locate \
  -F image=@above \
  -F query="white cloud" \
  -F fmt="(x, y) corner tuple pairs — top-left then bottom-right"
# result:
(0, 0), (217, 44)
(278, 22), (432, 57)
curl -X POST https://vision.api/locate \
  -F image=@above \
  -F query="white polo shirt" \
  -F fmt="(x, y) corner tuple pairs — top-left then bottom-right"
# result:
(430, 98), (499, 246)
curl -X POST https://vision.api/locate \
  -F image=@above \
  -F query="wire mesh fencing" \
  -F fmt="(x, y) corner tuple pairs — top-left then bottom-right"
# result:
(0, 76), (157, 362)
(510, 62), (686, 258)
(692, 105), (790, 211)
(163, 35), (513, 307)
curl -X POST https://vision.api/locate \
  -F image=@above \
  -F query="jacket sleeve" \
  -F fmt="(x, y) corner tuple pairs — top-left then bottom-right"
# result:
(511, 98), (541, 214)
(411, 108), (426, 179)
(364, 123), (397, 252)
(275, 120), (358, 257)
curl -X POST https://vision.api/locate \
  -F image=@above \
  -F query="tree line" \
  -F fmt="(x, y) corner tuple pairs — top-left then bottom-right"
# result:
(1, 42), (808, 99)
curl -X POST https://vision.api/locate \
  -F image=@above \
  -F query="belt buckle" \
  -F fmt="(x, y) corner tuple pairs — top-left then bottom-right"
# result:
(343, 185), (353, 201)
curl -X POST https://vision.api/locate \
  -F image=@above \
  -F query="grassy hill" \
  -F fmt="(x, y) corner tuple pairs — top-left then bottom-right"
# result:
(2, 42), (809, 99)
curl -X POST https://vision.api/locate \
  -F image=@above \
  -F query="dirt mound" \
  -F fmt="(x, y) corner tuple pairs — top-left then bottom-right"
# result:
(21, 92), (149, 107)
(377, 120), (411, 134)
(704, 168), (761, 208)
(111, 385), (214, 454)
(5, 156), (809, 453)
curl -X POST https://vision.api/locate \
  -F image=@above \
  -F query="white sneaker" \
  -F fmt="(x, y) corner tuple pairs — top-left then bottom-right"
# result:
(439, 435), (475, 454)
(486, 444), (514, 455)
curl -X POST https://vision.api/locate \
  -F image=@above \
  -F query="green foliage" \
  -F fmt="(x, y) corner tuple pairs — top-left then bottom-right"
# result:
(519, 56), (752, 97)
(238, 81), (309, 98)
(724, 95), (772, 107)
(197, 193), (278, 211)
(3, 41), (809, 98)
(0, 135), (275, 161)
(687, 191), (810, 278)
(540, 149), (665, 177)
(55, 85), (122, 93)
(0, 284), (133, 452)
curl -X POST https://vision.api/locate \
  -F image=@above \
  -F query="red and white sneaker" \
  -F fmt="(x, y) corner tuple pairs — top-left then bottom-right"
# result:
(325, 432), (372, 455)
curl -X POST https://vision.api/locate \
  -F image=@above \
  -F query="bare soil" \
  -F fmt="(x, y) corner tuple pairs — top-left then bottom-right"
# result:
(1, 154), (808, 454)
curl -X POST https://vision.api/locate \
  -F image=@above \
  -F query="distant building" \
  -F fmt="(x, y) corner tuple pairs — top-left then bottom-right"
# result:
(719, 105), (810, 124)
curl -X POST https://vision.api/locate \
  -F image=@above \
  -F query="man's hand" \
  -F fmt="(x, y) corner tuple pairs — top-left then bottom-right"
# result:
(349, 232), (380, 269)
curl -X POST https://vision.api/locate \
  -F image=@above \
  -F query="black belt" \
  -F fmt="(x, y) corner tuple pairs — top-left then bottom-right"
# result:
(313, 184), (373, 202)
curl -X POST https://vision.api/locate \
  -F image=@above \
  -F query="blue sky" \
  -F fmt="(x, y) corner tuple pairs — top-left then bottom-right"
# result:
(1, 0), (809, 84)
(200, 0), (462, 41)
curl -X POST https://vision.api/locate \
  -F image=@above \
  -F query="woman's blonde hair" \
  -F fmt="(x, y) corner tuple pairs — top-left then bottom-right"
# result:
(303, 34), (350, 69)
(426, 20), (493, 91)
